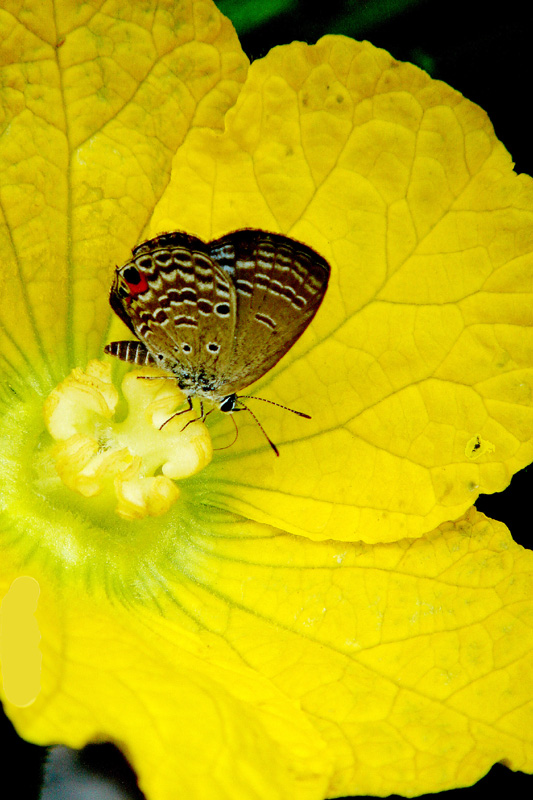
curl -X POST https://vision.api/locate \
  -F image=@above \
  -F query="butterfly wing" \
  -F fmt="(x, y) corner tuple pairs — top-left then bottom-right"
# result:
(108, 232), (237, 390)
(209, 230), (330, 394)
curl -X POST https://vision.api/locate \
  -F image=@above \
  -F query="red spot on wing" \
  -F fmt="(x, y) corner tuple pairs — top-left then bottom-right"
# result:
(126, 272), (149, 295)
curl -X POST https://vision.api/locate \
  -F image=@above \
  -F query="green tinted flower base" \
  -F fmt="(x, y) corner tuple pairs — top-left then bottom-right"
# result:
(0, 389), (207, 599)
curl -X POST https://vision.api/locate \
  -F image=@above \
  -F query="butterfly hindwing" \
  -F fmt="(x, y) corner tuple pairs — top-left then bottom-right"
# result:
(209, 229), (330, 394)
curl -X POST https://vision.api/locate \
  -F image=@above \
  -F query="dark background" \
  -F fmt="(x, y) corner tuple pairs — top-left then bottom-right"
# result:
(2, 0), (531, 796)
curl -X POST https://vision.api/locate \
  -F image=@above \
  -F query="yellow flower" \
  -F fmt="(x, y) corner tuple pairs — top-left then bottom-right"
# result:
(1, 2), (533, 799)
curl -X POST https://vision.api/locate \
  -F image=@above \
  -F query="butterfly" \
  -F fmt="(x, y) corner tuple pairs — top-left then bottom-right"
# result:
(105, 229), (330, 454)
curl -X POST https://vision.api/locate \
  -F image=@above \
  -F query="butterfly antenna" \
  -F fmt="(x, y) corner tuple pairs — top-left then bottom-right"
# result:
(214, 411), (240, 452)
(237, 400), (280, 456)
(238, 395), (311, 419)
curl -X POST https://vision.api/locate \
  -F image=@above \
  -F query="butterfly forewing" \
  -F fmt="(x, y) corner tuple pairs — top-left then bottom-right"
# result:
(108, 232), (237, 384)
(208, 229), (330, 394)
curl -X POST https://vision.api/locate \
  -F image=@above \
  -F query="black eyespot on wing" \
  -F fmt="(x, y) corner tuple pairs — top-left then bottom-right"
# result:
(215, 303), (230, 317)
(123, 266), (141, 284)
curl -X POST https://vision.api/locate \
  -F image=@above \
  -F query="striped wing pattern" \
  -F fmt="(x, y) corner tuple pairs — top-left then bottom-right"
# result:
(209, 230), (330, 394)
(107, 232), (237, 396)
(106, 229), (330, 403)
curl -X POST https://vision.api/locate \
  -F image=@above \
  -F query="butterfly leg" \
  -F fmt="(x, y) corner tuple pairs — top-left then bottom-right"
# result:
(179, 402), (215, 433)
(159, 396), (194, 430)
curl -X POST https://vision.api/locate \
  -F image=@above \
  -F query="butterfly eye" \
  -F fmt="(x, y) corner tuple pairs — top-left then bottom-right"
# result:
(220, 394), (237, 413)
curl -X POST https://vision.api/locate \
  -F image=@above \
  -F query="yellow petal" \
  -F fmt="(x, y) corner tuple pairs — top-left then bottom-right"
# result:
(3, 508), (533, 798)
(0, 576), (41, 707)
(0, 0), (248, 385)
(152, 36), (533, 542)
(1, 3), (533, 798)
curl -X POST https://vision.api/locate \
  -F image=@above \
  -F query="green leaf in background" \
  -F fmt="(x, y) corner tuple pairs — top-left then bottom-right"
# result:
(216, 0), (297, 34)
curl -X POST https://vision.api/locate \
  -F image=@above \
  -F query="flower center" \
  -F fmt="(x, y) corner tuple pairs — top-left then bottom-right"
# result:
(43, 361), (212, 520)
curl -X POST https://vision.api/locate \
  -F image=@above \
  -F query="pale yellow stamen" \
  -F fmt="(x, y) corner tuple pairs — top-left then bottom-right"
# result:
(43, 360), (212, 520)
